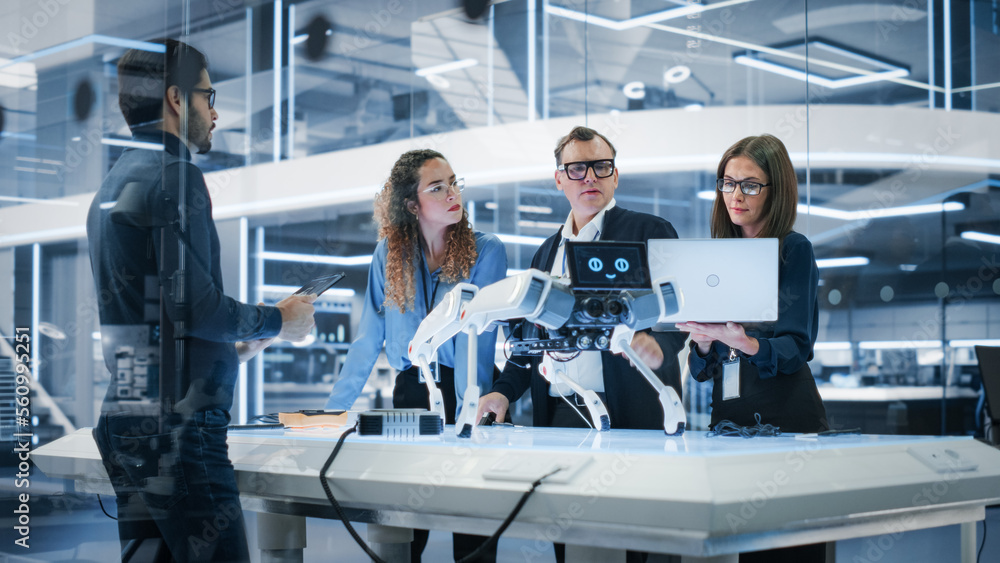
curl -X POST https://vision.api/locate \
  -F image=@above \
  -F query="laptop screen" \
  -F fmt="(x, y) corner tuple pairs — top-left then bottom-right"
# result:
(565, 241), (650, 291)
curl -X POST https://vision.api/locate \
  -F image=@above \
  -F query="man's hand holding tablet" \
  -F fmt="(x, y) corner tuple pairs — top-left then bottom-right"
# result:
(295, 272), (346, 296)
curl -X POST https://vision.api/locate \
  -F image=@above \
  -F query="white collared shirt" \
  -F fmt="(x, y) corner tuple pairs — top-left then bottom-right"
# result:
(544, 199), (617, 397)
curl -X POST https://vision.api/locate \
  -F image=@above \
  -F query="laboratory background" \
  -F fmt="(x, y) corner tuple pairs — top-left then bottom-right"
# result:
(0, 0), (999, 561)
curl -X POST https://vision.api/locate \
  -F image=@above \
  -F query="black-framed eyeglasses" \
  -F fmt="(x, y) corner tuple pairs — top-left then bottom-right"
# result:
(422, 178), (465, 199)
(192, 87), (216, 110)
(558, 159), (615, 181)
(717, 178), (769, 196)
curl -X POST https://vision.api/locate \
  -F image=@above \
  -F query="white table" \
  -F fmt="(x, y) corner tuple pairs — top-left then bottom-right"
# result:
(34, 425), (1000, 562)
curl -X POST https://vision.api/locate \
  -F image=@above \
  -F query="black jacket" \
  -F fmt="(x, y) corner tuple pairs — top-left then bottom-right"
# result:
(87, 130), (282, 413)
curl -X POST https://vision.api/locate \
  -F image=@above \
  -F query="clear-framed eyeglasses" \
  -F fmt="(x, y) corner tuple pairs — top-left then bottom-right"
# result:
(558, 159), (615, 181)
(717, 178), (769, 196)
(422, 178), (465, 199)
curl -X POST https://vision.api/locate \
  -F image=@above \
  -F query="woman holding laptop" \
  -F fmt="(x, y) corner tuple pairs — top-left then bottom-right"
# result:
(676, 134), (829, 563)
(676, 134), (828, 435)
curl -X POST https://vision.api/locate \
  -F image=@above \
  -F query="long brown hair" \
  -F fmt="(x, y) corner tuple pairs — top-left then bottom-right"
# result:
(374, 149), (477, 311)
(711, 134), (798, 241)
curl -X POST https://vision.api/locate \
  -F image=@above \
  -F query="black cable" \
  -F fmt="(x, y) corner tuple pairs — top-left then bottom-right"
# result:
(318, 425), (386, 563)
(97, 494), (117, 520)
(548, 350), (581, 362)
(319, 427), (562, 563)
(707, 413), (781, 438)
(456, 467), (563, 563)
(979, 517), (987, 563)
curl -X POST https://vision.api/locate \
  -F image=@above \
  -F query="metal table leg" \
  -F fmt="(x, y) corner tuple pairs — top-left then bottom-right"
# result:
(564, 545), (626, 562)
(368, 523), (413, 562)
(257, 512), (307, 563)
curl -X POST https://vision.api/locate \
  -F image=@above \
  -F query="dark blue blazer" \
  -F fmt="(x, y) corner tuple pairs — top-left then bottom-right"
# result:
(492, 206), (688, 430)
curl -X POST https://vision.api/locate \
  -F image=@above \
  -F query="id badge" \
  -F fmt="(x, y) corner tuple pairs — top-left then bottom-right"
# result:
(417, 363), (440, 383)
(722, 357), (741, 401)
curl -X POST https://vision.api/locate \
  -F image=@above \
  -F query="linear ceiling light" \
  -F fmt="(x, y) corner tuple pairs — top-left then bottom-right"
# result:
(800, 201), (965, 221)
(816, 256), (869, 268)
(0, 34), (164, 71)
(495, 234), (546, 247)
(260, 284), (355, 298)
(734, 41), (909, 89)
(101, 138), (164, 151)
(858, 340), (942, 350)
(960, 231), (1000, 246)
(484, 202), (553, 214)
(699, 191), (964, 220)
(544, 1), (753, 31)
(0, 226), (86, 246)
(0, 59), (36, 88)
(813, 341), (852, 351)
(415, 58), (478, 76)
(0, 195), (78, 206)
(260, 250), (373, 266)
(949, 339), (1000, 348)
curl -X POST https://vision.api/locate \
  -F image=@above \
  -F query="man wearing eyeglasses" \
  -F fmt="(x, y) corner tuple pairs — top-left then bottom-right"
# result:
(479, 125), (688, 427)
(87, 39), (315, 562)
(478, 126), (686, 561)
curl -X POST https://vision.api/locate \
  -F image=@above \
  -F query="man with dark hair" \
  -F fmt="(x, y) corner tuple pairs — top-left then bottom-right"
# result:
(477, 125), (688, 561)
(87, 38), (316, 562)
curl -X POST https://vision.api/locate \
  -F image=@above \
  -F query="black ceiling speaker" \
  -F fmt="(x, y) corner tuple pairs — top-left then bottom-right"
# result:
(73, 79), (94, 122)
(305, 15), (333, 62)
(462, 0), (490, 20)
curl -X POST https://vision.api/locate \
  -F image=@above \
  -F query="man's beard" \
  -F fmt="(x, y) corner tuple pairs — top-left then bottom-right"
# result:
(186, 114), (212, 154)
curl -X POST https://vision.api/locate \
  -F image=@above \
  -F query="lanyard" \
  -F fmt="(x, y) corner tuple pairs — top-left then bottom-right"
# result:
(420, 254), (439, 315)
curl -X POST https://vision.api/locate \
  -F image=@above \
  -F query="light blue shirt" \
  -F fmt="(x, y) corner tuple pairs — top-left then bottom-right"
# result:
(324, 231), (508, 413)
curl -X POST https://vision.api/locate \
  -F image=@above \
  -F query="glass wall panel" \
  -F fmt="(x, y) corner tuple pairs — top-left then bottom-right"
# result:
(0, 0), (997, 437)
(805, 0), (1000, 435)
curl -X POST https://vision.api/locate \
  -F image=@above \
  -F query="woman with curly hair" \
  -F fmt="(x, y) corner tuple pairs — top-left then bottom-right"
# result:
(324, 149), (506, 561)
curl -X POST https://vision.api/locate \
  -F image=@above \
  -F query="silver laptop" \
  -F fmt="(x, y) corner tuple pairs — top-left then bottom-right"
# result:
(648, 238), (779, 323)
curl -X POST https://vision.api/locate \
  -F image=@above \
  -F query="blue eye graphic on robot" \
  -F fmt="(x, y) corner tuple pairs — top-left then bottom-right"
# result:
(565, 241), (649, 291)
(586, 256), (629, 279)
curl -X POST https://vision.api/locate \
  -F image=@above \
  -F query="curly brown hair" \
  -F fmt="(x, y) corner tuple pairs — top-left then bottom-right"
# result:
(374, 149), (478, 311)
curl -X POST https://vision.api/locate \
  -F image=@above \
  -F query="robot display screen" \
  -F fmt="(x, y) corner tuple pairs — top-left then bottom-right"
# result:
(565, 241), (650, 290)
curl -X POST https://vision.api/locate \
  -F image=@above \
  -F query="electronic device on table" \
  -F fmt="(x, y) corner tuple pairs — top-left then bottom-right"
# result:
(508, 241), (676, 356)
(277, 408), (444, 439)
(358, 409), (444, 439)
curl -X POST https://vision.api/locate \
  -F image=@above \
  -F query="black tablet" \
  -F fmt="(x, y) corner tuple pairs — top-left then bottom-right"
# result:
(294, 272), (346, 296)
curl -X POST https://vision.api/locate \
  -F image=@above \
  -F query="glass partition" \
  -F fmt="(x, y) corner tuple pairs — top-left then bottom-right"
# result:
(0, 0), (997, 436)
